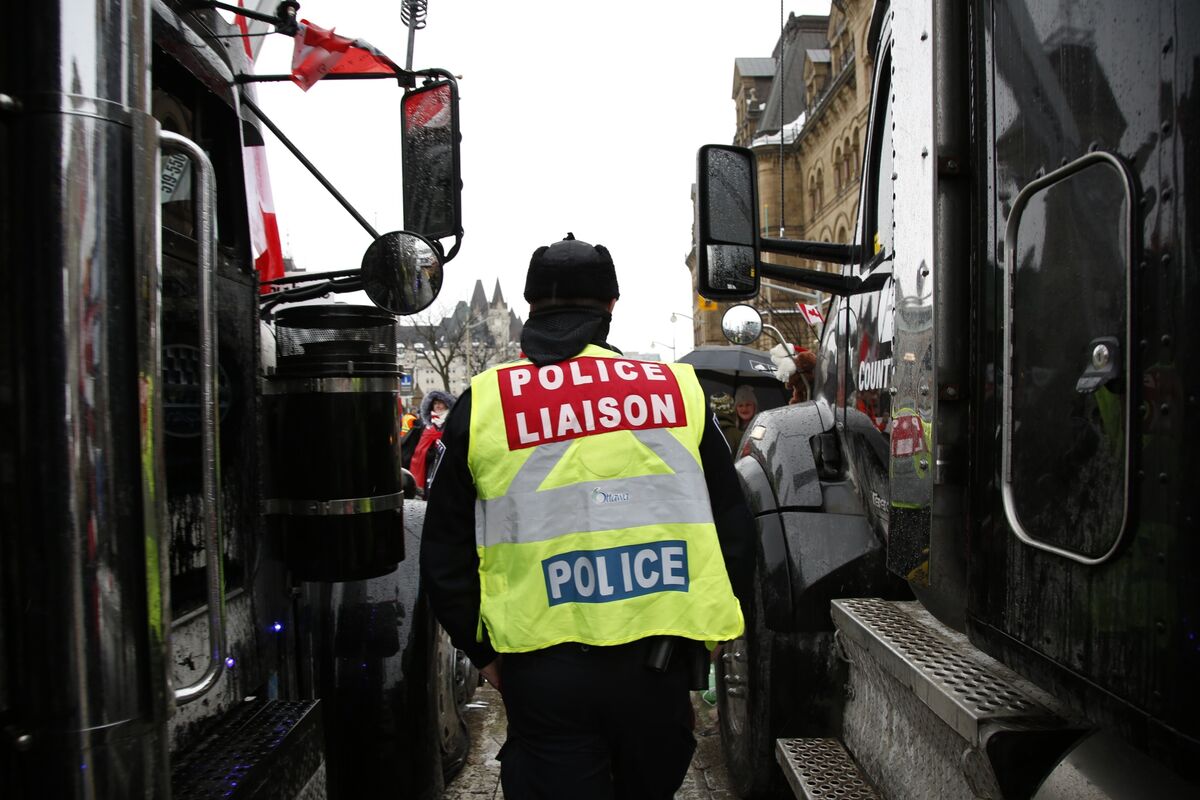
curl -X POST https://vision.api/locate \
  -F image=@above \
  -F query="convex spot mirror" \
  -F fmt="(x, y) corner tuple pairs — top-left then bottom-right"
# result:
(402, 80), (463, 247)
(361, 231), (443, 315)
(722, 304), (763, 346)
(696, 144), (761, 300)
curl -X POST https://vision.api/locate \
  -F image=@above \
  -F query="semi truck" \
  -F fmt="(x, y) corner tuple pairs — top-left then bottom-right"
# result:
(0, 1), (472, 797)
(694, 0), (1198, 797)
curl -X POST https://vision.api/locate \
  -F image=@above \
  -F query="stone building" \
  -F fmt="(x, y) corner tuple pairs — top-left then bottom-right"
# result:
(398, 279), (523, 400)
(688, 1), (874, 351)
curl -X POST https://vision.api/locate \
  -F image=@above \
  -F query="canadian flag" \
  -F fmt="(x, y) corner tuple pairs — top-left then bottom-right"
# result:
(290, 19), (399, 91)
(242, 126), (284, 290)
(798, 302), (825, 328)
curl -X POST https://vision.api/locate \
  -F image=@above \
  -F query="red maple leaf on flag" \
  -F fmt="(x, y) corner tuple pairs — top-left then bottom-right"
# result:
(797, 302), (825, 328)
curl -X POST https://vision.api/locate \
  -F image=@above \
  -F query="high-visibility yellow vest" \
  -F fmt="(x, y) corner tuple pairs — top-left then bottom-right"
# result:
(467, 344), (744, 652)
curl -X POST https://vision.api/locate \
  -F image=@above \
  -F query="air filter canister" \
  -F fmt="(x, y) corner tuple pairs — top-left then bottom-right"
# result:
(265, 305), (404, 581)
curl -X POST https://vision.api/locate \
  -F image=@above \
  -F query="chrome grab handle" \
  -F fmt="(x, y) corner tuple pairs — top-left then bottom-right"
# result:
(159, 130), (226, 703)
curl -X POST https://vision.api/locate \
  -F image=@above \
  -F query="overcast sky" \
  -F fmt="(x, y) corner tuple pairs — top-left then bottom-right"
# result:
(252, 1), (830, 359)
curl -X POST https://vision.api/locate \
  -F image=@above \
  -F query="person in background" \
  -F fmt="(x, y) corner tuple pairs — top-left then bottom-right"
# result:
(420, 233), (754, 800)
(401, 399), (424, 468)
(710, 392), (741, 455)
(734, 385), (758, 435)
(401, 407), (418, 436)
(408, 389), (455, 495)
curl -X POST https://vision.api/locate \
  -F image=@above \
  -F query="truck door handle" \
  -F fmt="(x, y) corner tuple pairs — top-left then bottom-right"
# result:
(1075, 336), (1120, 394)
(159, 130), (227, 704)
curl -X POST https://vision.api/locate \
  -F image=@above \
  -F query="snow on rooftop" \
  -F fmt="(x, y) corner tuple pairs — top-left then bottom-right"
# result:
(751, 111), (807, 148)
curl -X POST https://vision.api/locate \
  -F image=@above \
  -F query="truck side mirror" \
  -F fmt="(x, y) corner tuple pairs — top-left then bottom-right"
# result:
(696, 144), (761, 300)
(402, 80), (463, 249)
(361, 230), (444, 315)
(721, 304), (763, 345)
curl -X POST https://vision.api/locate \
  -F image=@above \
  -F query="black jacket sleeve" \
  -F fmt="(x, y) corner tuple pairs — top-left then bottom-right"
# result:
(697, 401), (756, 606)
(418, 389), (500, 669)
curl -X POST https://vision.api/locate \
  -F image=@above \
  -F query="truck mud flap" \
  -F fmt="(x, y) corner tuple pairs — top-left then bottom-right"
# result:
(172, 699), (325, 799)
(759, 511), (906, 632)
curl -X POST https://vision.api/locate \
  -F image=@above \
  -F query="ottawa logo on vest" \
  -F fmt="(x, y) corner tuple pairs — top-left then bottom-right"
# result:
(542, 540), (690, 606)
(590, 487), (629, 505)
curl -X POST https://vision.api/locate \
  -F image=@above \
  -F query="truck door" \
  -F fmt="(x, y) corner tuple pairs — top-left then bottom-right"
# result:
(1002, 153), (1135, 562)
(970, 0), (1200, 760)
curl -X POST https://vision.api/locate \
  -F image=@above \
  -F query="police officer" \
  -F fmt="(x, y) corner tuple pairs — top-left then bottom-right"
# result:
(420, 233), (754, 799)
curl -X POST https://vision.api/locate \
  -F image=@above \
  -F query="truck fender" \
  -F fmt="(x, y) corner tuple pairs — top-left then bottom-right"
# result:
(735, 401), (907, 632)
(739, 399), (835, 509)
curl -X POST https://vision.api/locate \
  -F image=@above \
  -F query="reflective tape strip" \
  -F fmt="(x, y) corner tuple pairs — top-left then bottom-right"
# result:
(634, 428), (699, 474)
(475, 428), (710, 548)
(263, 376), (400, 395)
(477, 472), (712, 547)
(263, 491), (404, 516)
(506, 440), (572, 495)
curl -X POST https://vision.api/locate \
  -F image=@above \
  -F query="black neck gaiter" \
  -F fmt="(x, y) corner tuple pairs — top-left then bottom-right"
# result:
(520, 306), (621, 366)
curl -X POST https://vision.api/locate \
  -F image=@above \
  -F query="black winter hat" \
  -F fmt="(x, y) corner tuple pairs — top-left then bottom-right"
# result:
(523, 233), (620, 304)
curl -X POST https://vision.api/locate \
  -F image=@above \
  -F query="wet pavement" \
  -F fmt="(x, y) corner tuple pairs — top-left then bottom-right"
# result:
(443, 684), (738, 799)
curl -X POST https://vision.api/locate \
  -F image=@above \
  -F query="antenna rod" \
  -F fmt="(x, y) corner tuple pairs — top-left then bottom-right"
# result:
(402, 0), (429, 70)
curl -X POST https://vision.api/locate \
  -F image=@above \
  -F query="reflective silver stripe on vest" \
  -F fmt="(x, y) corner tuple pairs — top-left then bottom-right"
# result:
(475, 428), (713, 548)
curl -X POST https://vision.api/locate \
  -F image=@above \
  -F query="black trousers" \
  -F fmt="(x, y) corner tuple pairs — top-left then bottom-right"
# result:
(498, 640), (697, 800)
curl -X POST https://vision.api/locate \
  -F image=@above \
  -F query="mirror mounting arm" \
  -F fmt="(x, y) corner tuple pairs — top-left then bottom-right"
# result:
(758, 262), (859, 295)
(757, 248), (890, 297)
(237, 72), (417, 88)
(259, 274), (363, 317)
(240, 93), (380, 241)
(440, 234), (462, 264)
(758, 245), (892, 298)
(761, 323), (789, 348)
(261, 268), (360, 288)
(760, 238), (860, 264)
(192, 0), (303, 36)
(412, 68), (458, 85)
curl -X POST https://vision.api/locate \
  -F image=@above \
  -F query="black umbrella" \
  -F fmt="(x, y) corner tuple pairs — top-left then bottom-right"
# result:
(678, 345), (789, 410)
(679, 344), (777, 378)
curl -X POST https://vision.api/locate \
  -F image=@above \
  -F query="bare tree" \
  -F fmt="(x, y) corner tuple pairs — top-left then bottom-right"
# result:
(399, 301), (511, 391)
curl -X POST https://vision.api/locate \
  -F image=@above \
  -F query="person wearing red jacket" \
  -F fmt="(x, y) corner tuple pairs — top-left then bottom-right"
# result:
(403, 388), (456, 494)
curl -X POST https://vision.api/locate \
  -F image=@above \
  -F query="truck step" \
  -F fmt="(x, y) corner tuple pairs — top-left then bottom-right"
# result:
(172, 699), (325, 799)
(776, 737), (881, 800)
(832, 599), (1074, 746)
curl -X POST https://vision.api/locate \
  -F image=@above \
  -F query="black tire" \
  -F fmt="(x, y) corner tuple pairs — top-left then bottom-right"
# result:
(717, 572), (794, 798)
(430, 614), (472, 781)
(717, 568), (846, 799)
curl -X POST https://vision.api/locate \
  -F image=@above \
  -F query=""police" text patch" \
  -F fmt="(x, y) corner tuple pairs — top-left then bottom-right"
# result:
(542, 540), (689, 606)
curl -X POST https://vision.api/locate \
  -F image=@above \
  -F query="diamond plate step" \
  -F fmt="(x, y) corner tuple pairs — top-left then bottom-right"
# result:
(776, 737), (881, 800)
(172, 699), (325, 799)
(832, 599), (1073, 745)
